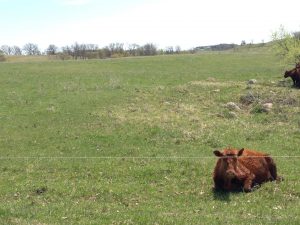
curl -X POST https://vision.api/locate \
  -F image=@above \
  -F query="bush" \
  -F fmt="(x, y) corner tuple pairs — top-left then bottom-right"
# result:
(240, 92), (260, 105)
(0, 54), (6, 62)
(272, 25), (300, 64)
(57, 53), (72, 60)
(250, 104), (265, 114)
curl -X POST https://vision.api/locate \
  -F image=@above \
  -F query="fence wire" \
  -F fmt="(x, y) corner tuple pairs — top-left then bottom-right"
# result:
(0, 155), (299, 160)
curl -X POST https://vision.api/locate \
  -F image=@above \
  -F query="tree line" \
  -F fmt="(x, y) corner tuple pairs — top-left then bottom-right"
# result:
(0, 42), (186, 60)
(3, 27), (298, 63)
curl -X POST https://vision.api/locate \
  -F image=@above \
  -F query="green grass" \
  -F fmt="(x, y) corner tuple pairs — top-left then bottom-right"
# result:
(0, 53), (299, 224)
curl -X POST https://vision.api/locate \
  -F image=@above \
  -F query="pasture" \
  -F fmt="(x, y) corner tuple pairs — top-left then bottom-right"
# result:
(0, 52), (299, 224)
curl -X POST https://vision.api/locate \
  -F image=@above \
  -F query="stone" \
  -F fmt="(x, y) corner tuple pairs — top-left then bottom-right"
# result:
(248, 79), (257, 84)
(228, 111), (238, 118)
(262, 103), (273, 112)
(225, 102), (241, 111)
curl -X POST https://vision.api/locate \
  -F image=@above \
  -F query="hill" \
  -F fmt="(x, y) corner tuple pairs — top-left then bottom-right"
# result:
(194, 43), (238, 51)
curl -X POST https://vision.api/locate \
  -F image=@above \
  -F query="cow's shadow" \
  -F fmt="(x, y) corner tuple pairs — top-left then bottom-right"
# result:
(212, 189), (230, 202)
(212, 188), (243, 202)
(212, 183), (262, 201)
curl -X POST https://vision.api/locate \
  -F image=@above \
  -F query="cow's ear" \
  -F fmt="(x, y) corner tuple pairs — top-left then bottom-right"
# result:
(213, 150), (223, 157)
(238, 148), (244, 157)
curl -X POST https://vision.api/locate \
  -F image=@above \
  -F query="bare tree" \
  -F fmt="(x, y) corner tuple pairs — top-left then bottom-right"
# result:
(0, 45), (13, 55)
(85, 44), (99, 59)
(79, 44), (87, 59)
(71, 42), (91, 59)
(46, 44), (58, 55)
(23, 43), (40, 55)
(165, 46), (174, 54)
(1, 45), (23, 55)
(108, 43), (124, 56)
(127, 44), (140, 56)
(241, 40), (246, 46)
(72, 43), (87, 59)
(175, 45), (181, 54)
(12, 46), (22, 55)
(62, 43), (80, 59)
(293, 31), (300, 40)
(142, 43), (157, 56)
(62, 45), (72, 56)
(86, 44), (98, 52)
(71, 42), (80, 59)
(0, 48), (5, 61)
(102, 46), (112, 58)
(62, 43), (98, 59)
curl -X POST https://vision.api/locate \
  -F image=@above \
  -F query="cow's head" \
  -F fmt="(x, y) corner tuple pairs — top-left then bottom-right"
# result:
(284, 68), (297, 78)
(284, 71), (289, 78)
(213, 148), (244, 179)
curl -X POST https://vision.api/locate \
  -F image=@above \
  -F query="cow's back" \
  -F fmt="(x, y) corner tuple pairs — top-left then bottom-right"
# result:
(238, 149), (274, 183)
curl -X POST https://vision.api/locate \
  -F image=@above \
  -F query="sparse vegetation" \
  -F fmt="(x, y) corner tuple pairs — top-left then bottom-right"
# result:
(272, 25), (300, 64)
(0, 51), (299, 224)
(0, 53), (5, 62)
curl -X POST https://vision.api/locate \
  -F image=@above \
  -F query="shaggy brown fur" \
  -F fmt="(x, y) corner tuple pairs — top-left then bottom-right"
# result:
(213, 148), (280, 192)
(284, 67), (300, 88)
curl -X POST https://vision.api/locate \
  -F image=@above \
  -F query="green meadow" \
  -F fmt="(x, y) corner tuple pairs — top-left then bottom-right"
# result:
(0, 52), (299, 224)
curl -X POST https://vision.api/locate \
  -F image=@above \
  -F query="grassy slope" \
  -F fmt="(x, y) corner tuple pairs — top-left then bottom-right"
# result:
(0, 53), (299, 224)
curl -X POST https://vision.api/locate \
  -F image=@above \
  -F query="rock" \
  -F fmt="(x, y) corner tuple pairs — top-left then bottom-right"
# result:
(246, 84), (253, 89)
(240, 92), (260, 105)
(225, 102), (241, 111)
(228, 111), (238, 118)
(248, 79), (257, 84)
(262, 103), (273, 112)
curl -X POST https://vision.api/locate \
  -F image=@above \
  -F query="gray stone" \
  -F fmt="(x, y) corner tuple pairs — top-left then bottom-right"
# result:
(248, 79), (257, 84)
(225, 102), (241, 111)
(262, 103), (273, 112)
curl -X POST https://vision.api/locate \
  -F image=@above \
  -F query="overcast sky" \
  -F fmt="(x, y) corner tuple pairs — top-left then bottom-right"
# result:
(1, 0), (299, 50)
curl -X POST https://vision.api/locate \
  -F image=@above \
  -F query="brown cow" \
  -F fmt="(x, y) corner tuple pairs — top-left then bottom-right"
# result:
(213, 148), (280, 192)
(284, 67), (300, 88)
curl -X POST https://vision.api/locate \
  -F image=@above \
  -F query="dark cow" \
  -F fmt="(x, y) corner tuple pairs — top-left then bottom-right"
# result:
(213, 148), (280, 192)
(284, 66), (300, 88)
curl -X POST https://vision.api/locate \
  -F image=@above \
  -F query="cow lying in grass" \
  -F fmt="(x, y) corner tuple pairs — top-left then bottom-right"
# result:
(284, 66), (300, 88)
(213, 148), (281, 192)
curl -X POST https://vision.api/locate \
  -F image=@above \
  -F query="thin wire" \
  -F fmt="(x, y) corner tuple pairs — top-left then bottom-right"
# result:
(0, 155), (299, 160)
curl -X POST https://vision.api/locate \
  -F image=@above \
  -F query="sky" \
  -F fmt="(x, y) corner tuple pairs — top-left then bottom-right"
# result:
(0, 0), (300, 51)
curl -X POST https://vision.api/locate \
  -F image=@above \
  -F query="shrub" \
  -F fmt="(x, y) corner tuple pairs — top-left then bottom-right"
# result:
(250, 104), (265, 114)
(240, 92), (260, 105)
(272, 25), (300, 64)
(0, 54), (6, 62)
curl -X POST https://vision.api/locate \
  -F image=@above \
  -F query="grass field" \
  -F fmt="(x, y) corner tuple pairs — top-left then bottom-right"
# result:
(0, 52), (299, 224)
